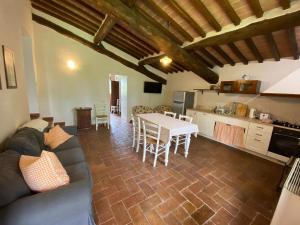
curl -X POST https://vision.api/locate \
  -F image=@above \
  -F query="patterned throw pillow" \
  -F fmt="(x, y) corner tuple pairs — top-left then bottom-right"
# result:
(20, 119), (49, 132)
(19, 151), (70, 192)
(44, 125), (72, 149)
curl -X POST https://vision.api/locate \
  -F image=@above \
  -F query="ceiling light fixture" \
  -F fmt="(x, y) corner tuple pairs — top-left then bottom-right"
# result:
(66, 59), (77, 70)
(160, 56), (172, 66)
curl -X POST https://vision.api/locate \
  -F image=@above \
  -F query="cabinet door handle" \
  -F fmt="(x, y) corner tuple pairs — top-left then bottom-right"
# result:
(254, 138), (261, 142)
(256, 126), (264, 129)
(256, 133), (262, 136)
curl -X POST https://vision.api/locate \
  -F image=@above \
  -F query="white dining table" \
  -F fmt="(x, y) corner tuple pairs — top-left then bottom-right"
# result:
(138, 113), (199, 166)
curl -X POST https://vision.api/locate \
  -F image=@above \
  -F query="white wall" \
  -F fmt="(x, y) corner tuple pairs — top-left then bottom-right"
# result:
(166, 60), (300, 123)
(33, 22), (167, 125)
(0, 0), (32, 145)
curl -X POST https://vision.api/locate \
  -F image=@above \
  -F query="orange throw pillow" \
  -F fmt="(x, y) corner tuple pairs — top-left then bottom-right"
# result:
(44, 125), (72, 149)
(19, 150), (70, 192)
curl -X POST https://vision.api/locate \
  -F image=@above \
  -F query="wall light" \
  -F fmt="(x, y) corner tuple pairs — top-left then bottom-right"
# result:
(160, 56), (172, 66)
(66, 60), (77, 70)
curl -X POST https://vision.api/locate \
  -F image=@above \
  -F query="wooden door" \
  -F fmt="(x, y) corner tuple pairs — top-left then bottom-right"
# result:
(110, 81), (119, 106)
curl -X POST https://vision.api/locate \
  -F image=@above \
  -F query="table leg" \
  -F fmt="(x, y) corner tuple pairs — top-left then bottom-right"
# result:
(184, 134), (191, 158)
(165, 140), (171, 166)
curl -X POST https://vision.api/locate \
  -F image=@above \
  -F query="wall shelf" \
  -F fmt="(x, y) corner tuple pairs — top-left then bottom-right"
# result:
(194, 88), (220, 95)
(260, 93), (300, 98)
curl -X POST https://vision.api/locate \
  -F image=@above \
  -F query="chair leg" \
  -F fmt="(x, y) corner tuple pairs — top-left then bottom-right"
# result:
(96, 121), (98, 131)
(107, 121), (110, 130)
(136, 135), (140, 152)
(132, 132), (136, 148)
(174, 136), (179, 154)
(153, 147), (158, 167)
(142, 144), (147, 162)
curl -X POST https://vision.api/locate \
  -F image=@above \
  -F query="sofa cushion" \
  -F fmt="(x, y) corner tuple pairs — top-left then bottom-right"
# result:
(44, 125), (73, 149)
(19, 151), (70, 192)
(65, 162), (90, 183)
(54, 136), (81, 151)
(0, 150), (31, 207)
(6, 128), (44, 156)
(54, 147), (85, 167)
(20, 119), (49, 132)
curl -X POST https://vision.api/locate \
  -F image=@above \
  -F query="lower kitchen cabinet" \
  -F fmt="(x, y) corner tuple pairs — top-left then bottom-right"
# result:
(197, 112), (216, 138)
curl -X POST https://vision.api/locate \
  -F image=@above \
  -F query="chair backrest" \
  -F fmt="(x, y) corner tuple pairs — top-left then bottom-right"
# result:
(94, 102), (109, 116)
(179, 114), (193, 123)
(164, 111), (176, 118)
(142, 121), (161, 145)
(131, 114), (141, 131)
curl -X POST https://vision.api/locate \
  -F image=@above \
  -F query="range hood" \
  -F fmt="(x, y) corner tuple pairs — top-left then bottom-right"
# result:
(261, 67), (300, 98)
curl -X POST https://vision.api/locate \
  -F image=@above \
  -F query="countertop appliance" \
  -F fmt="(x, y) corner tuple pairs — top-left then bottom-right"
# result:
(172, 91), (194, 116)
(271, 158), (300, 225)
(249, 108), (256, 119)
(268, 124), (300, 158)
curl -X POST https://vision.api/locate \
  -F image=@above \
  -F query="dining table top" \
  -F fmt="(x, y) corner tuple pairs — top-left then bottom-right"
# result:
(138, 113), (199, 138)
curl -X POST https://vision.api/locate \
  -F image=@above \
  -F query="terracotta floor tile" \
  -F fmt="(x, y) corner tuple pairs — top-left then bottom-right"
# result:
(183, 217), (199, 225)
(212, 194), (239, 216)
(139, 181), (155, 197)
(191, 205), (215, 225)
(197, 192), (221, 212)
(182, 189), (204, 208)
(140, 195), (162, 212)
(229, 212), (251, 225)
(251, 214), (271, 225)
(123, 191), (146, 209)
(155, 197), (179, 217)
(111, 202), (131, 225)
(182, 201), (197, 214)
(128, 205), (149, 225)
(144, 210), (165, 225)
(164, 213), (182, 225)
(94, 198), (114, 223)
(210, 208), (234, 224)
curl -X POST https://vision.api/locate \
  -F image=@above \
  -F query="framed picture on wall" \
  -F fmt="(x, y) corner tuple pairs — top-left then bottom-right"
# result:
(2, 45), (17, 89)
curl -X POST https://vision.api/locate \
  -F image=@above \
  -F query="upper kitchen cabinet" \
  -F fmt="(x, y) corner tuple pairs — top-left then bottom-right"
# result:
(220, 80), (261, 94)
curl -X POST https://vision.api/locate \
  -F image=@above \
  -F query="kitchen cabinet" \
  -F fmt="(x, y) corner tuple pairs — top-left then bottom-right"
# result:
(220, 80), (261, 94)
(245, 122), (273, 155)
(186, 110), (215, 138)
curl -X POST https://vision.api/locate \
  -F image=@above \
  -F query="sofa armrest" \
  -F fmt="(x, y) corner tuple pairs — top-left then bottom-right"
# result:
(0, 180), (92, 225)
(62, 126), (78, 136)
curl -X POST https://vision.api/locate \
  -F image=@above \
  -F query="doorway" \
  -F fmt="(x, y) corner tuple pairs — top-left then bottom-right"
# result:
(109, 74), (128, 122)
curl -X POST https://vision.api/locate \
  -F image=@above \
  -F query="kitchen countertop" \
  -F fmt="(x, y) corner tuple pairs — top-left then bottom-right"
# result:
(188, 108), (300, 132)
(187, 108), (274, 127)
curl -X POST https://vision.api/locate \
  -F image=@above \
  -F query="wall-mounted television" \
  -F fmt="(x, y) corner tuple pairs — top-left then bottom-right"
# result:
(144, 82), (162, 94)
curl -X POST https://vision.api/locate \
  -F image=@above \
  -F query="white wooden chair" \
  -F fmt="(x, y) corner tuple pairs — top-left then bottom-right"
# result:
(116, 99), (120, 114)
(164, 111), (176, 118)
(131, 114), (143, 152)
(142, 121), (168, 167)
(174, 115), (193, 154)
(94, 103), (110, 130)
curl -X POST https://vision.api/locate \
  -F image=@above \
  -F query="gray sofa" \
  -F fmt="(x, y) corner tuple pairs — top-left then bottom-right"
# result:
(0, 127), (95, 225)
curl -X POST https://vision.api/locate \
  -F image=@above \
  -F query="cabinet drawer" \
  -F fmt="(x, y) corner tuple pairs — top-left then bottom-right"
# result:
(248, 123), (273, 134)
(247, 128), (273, 140)
(245, 136), (269, 154)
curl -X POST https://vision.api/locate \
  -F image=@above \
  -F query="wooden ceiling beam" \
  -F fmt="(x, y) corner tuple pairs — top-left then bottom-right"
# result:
(146, 0), (193, 42)
(200, 48), (223, 67)
(31, 14), (167, 84)
(185, 11), (300, 49)
(212, 46), (235, 66)
(122, 0), (137, 7)
(244, 38), (264, 63)
(228, 43), (248, 65)
(137, 8), (183, 45)
(287, 27), (299, 60)
(193, 51), (214, 68)
(94, 14), (116, 44)
(217, 0), (241, 25)
(83, 0), (219, 84)
(61, 0), (159, 49)
(168, 0), (206, 37)
(193, 0), (222, 31)
(265, 33), (280, 61)
(31, 3), (95, 35)
(108, 32), (150, 56)
(138, 54), (165, 66)
(106, 34), (146, 58)
(279, 0), (290, 9)
(247, 0), (264, 18)
(112, 27), (157, 54)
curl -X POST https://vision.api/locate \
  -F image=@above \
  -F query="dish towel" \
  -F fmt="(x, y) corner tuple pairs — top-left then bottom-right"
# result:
(213, 122), (245, 147)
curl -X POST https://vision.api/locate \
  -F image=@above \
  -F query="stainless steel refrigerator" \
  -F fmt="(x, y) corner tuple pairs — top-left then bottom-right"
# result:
(172, 91), (195, 116)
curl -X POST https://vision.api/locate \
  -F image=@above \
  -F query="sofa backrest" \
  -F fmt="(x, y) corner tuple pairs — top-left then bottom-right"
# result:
(6, 128), (45, 156)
